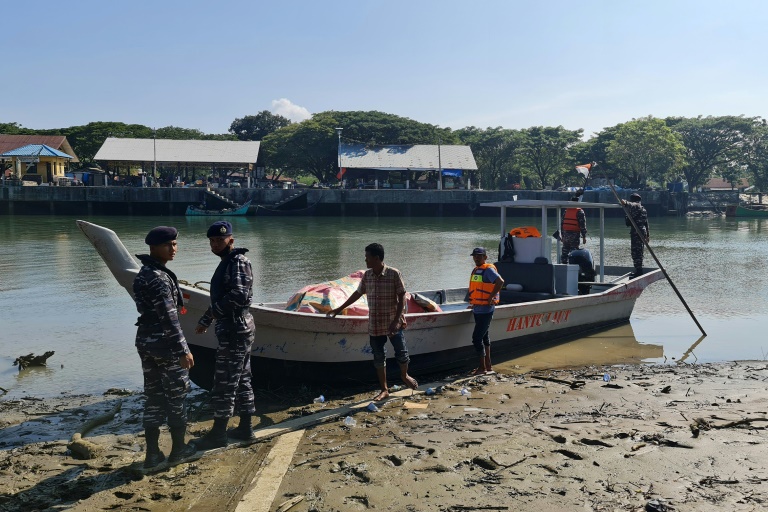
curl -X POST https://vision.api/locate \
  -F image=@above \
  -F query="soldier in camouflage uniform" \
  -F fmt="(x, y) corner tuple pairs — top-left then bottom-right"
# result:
(622, 193), (650, 276)
(192, 221), (256, 450)
(133, 226), (196, 468)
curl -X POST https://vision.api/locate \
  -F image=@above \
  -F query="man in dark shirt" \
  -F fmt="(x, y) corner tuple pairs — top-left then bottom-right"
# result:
(192, 221), (257, 450)
(133, 226), (195, 468)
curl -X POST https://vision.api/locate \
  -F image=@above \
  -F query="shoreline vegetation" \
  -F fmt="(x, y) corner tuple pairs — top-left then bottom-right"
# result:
(2, 362), (768, 511)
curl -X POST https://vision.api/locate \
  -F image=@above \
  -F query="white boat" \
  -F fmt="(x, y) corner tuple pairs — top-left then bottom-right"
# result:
(77, 199), (663, 389)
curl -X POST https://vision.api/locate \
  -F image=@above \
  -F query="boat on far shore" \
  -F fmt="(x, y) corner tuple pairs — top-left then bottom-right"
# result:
(725, 203), (768, 218)
(185, 199), (251, 216)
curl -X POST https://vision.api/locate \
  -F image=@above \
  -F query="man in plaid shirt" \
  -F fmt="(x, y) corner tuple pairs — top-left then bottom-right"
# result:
(329, 243), (418, 401)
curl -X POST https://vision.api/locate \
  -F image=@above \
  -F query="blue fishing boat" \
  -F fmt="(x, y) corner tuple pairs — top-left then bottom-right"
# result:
(185, 199), (251, 216)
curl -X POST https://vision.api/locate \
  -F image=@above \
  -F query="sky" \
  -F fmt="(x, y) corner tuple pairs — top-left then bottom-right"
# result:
(2, 0), (767, 139)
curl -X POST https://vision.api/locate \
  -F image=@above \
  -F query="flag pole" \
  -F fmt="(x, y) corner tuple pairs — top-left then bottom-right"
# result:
(599, 168), (706, 336)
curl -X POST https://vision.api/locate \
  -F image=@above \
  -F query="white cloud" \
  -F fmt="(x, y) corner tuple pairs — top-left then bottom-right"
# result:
(271, 98), (311, 123)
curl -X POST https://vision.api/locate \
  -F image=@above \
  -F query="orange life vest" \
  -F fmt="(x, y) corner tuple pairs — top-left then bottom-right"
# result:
(562, 208), (582, 232)
(469, 263), (500, 306)
(508, 226), (541, 238)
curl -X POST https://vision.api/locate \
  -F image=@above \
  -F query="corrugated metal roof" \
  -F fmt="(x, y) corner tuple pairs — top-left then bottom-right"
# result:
(339, 143), (477, 170)
(94, 138), (261, 164)
(1, 144), (73, 158)
(0, 135), (79, 162)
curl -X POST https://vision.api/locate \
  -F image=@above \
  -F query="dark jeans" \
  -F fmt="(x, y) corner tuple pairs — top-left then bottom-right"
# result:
(370, 330), (409, 369)
(471, 312), (494, 356)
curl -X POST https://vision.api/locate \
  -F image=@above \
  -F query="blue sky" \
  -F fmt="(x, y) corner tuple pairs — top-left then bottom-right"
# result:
(2, 0), (767, 139)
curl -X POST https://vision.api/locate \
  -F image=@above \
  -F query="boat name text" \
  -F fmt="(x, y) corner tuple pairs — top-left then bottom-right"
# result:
(506, 309), (571, 332)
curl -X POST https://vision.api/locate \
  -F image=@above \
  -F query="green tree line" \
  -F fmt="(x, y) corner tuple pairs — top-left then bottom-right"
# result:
(3, 112), (768, 192)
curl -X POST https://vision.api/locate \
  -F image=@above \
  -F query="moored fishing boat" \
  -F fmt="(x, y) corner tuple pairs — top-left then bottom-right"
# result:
(185, 199), (251, 216)
(725, 203), (768, 218)
(77, 199), (663, 389)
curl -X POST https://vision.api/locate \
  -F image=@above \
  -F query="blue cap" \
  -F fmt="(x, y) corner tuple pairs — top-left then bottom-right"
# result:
(144, 226), (178, 246)
(471, 247), (487, 256)
(207, 221), (233, 238)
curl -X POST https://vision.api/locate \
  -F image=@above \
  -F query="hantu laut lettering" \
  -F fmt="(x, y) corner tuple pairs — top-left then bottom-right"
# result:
(506, 309), (571, 332)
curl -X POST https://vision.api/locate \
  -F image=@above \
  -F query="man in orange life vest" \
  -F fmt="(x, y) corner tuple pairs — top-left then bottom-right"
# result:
(560, 196), (588, 264)
(467, 247), (505, 375)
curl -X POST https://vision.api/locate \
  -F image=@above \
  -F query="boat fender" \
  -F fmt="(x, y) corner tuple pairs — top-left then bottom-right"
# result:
(505, 283), (523, 292)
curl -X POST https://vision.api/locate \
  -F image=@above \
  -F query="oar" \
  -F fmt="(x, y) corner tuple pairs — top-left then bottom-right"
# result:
(601, 175), (706, 336)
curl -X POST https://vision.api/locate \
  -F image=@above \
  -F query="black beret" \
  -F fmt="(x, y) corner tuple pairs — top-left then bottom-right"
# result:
(207, 220), (233, 238)
(145, 226), (178, 246)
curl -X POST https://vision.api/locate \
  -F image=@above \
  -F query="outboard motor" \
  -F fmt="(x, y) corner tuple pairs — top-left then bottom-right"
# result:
(567, 247), (596, 295)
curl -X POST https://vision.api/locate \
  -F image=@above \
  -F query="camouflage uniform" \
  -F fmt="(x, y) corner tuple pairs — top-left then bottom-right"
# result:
(133, 254), (190, 429)
(560, 208), (587, 264)
(625, 201), (649, 271)
(198, 248), (256, 419)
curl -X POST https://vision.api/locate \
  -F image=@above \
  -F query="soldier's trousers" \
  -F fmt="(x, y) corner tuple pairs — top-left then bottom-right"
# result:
(630, 231), (646, 269)
(138, 349), (190, 429)
(560, 231), (581, 264)
(210, 331), (256, 419)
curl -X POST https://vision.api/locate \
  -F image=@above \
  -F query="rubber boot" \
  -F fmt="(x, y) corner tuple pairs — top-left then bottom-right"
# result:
(168, 426), (197, 463)
(192, 417), (229, 451)
(228, 414), (255, 441)
(143, 426), (166, 469)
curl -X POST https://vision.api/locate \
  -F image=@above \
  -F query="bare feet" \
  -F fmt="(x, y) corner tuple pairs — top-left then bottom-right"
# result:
(373, 390), (389, 401)
(469, 367), (488, 376)
(403, 375), (418, 390)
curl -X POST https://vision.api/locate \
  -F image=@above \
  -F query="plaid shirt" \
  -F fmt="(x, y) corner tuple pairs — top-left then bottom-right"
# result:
(357, 265), (407, 336)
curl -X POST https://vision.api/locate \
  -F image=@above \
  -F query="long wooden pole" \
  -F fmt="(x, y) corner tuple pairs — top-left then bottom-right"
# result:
(604, 177), (706, 336)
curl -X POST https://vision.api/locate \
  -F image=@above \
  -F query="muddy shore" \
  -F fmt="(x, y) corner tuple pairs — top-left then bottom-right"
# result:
(1, 362), (767, 511)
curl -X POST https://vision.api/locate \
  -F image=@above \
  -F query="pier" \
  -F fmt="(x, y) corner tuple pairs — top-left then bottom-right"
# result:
(0, 186), (735, 217)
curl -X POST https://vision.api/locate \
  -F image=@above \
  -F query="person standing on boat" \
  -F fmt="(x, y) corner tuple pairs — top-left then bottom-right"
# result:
(560, 196), (587, 264)
(192, 221), (257, 450)
(467, 247), (505, 375)
(622, 193), (650, 276)
(133, 226), (196, 468)
(328, 243), (419, 401)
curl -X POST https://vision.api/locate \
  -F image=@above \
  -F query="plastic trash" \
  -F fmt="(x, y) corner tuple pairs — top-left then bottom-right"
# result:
(603, 373), (611, 383)
(390, 385), (402, 392)
(425, 387), (436, 396)
(343, 416), (356, 427)
(460, 387), (471, 397)
(313, 395), (325, 403)
(366, 402), (380, 412)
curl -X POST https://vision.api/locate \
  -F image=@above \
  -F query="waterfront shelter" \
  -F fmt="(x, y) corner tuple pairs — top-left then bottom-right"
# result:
(338, 143), (478, 190)
(0, 144), (74, 184)
(94, 138), (261, 187)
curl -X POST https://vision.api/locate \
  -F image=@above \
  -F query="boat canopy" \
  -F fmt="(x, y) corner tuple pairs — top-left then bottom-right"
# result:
(481, 199), (623, 281)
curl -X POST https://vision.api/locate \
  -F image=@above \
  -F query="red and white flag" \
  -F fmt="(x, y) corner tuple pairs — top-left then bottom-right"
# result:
(336, 167), (347, 180)
(575, 163), (592, 178)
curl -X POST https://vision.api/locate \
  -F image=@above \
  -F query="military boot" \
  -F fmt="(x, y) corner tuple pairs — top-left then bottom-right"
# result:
(168, 426), (197, 463)
(631, 267), (643, 278)
(228, 414), (256, 441)
(143, 426), (166, 469)
(191, 417), (229, 451)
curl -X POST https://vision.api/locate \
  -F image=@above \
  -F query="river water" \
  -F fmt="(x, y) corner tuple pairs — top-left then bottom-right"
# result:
(1, 213), (766, 399)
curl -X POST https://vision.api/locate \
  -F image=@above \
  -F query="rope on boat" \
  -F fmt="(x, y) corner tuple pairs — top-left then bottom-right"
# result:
(179, 280), (211, 292)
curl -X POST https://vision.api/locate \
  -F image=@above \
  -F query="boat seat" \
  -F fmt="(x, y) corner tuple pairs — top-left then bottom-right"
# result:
(493, 261), (556, 304)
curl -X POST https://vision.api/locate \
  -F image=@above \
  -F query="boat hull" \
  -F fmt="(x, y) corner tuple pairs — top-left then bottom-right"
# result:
(725, 204), (768, 217)
(185, 200), (251, 216)
(77, 220), (662, 389)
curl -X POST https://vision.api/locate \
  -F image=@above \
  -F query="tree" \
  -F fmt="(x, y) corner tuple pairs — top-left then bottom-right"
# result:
(668, 115), (757, 192)
(230, 111), (291, 141)
(262, 111), (452, 183)
(605, 116), (686, 188)
(455, 126), (521, 189)
(516, 126), (582, 188)
(745, 121), (768, 191)
(0, 122), (35, 135)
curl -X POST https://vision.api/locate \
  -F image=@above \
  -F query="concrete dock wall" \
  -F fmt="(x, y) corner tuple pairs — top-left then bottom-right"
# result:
(0, 185), (684, 217)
